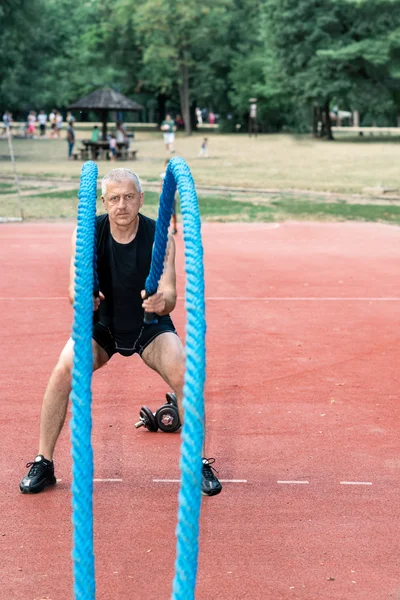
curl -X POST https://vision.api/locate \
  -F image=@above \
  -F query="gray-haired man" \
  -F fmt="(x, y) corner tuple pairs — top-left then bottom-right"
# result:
(20, 168), (222, 496)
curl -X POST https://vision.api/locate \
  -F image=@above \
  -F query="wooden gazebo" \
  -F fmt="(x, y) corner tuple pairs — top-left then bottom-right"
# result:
(68, 88), (144, 140)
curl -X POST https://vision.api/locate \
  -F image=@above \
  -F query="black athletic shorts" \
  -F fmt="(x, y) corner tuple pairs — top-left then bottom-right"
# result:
(93, 315), (177, 358)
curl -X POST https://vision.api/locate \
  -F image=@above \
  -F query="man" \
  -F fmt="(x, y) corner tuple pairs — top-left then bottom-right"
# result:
(67, 121), (75, 160)
(37, 110), (47, 137)
(161, 114), (176, 154)
(20, 168), (222, 497)
(248, 98), (258, 137)
(2, 111), (12, 136)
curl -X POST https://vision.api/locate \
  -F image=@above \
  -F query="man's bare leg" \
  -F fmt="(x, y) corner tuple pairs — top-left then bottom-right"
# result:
(141, 332), (222, 495)
(141, 332), (186, 423)
(38, 338), (109, 460)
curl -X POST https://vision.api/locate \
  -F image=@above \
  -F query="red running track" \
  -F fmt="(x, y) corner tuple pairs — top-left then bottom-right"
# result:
(1, 220), (400, 599)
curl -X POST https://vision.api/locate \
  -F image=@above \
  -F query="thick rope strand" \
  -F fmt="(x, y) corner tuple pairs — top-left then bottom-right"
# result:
(172, 160), (206, 600)
(69, 157), (204, 600)
(145, 173), (175, 295)
(70, 160), (98, 600)
(146, 156), (206, 600)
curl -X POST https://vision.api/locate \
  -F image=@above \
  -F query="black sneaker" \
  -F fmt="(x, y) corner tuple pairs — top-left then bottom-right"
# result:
(201, 458), (222, 496)
(19, 455), (56, 494)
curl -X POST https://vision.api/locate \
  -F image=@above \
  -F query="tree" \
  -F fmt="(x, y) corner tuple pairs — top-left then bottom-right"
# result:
(262, 0), (349, 139)
(261, 0), (400, 137)
(0, 0), (131, 114)
(228, 0), (293, 132)
(0, 0), (46, 112)
(318, 0), (400, 126)
(133, 0), (233, 134)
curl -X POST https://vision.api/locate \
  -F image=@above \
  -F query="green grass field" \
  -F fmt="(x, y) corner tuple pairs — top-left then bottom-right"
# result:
(1, 131), (399, 223)
(1, 186), (400, 224)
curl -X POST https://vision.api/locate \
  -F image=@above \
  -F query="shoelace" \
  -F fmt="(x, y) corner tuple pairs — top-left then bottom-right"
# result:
(25, 461), (48, 476)
(202, 458), (219, 480)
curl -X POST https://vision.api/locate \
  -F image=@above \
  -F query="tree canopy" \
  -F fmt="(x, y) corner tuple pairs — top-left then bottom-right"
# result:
(2, 0), (400, 137)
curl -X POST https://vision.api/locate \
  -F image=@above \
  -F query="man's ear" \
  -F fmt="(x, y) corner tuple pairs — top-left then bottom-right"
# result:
(102, 195), (107, 211)
(139, 192), (144, 208)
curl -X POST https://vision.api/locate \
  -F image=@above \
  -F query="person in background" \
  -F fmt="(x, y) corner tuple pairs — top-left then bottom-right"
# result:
(37, 110), (47, 137)
(248, 100), (258, 137)
(195, 107), (203, 126)
(55, 112), (63, 138)
(109, 134), (117, 161)
(161, 114), (176, 154)
(89, 125), (100, 159)
(67, 121), (75, 160)
(27, 111), (37, 137)
(175, 114), (184, 130)
(160, 158), (178, 235)
(198, 137), (209, 158)
(66, 111), (76, 124)
(49, 109), (57, 138)
(91, 125), (100, 142)
(1, 111), (13, 136)
(116, 121), (128, 149)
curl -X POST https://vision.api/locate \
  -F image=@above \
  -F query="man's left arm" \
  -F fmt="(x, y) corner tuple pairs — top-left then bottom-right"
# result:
(141, 235), (177, 316)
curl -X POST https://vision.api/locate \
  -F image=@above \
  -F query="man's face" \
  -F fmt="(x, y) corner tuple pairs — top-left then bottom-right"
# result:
(102, 180), (144, 227)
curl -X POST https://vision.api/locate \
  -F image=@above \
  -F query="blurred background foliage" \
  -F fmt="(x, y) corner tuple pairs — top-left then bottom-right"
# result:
(1, 0), (400, 136)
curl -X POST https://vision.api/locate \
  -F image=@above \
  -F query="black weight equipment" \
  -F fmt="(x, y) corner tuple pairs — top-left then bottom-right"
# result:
(155, 404), (181, 433)
(134, 406), (159, 432)
(155, 392), (181, 433)
(165, 392), (177, 406)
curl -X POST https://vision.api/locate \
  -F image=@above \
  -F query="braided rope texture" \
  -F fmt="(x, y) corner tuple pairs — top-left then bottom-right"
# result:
(171, 159), (205, 600)
(70, 160), (98, 600)
(145, 170), (175, 295)
(147, 157), (206, 600)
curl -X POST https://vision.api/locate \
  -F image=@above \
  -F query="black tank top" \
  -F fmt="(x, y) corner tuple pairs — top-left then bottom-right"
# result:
(96, 213), (155, 331)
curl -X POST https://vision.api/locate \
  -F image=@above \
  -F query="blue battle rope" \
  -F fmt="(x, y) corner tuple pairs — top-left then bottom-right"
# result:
(69, 158), (204, 600)
(145, 157), (206, 600)
(70, 160), (98, 600)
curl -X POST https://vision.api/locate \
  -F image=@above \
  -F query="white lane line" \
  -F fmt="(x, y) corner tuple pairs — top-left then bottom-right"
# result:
(152, 479), (247, 483)
(1, 296), (400, 302)
(200, 297), (400, 302)
(57, 478), (375, 486)
(277, 480), (310, 485)
(340, 481), (372, 486)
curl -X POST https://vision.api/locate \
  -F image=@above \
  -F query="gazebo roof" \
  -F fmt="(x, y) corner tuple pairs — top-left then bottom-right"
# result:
(68, 88), (144, 111)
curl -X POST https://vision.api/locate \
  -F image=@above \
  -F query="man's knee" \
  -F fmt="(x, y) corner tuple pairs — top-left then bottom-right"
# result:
(51, 339), (107, 383)
(171, 361), (185, 389)
(168, 345), (186, 390)
(52, 353), (73, 384)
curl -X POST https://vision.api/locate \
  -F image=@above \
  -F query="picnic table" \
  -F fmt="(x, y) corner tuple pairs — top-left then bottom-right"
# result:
(73, 139), (137, 161)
